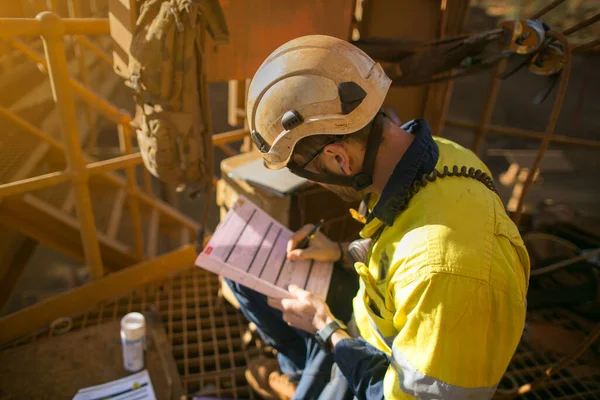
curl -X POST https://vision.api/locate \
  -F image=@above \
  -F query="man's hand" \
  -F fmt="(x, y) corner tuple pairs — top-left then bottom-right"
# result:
(287, 224), (341, 262)
(268, 285), (335, 334)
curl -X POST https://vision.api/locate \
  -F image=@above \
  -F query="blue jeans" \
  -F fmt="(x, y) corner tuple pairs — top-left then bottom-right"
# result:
(225, 265), (358, 400)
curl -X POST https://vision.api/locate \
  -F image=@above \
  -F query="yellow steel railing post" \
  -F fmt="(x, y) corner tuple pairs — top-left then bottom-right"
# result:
(37, 11), (104, 279)
(49, 0), (60, 12)
(118, 120), (145, 259)
(67, 0), (98, 152)
(142, 167), (153, 195)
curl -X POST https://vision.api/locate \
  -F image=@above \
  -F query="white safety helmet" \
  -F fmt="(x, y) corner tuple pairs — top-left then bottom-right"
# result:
(247, 35), (391, 190)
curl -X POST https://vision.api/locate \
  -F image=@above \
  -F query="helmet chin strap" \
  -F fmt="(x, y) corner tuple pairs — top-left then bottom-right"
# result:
(287, 111), (384, 191)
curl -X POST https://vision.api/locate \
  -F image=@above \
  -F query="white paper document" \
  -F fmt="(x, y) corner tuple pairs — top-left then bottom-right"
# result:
(72, 369), (156, 400)
(196, 196), (333, 299)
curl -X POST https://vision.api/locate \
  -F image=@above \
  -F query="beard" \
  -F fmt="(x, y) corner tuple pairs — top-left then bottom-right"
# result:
(317, 182), (366, 203)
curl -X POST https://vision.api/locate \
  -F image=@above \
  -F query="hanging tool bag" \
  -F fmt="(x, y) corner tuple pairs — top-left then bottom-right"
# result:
(127, 0), (228, 191)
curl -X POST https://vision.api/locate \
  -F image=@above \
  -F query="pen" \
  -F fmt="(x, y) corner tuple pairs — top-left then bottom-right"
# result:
(296, 219), (325, 250)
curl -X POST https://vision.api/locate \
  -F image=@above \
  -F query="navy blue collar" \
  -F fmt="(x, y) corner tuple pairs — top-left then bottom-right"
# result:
(369, 119), (439, 226)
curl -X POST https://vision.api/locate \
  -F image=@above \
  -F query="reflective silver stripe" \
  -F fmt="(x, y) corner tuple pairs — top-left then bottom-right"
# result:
(391, 347), (498, 399)
(367, 313), (395, 349)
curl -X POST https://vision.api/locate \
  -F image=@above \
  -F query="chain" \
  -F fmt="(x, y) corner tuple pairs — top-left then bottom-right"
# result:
(403, 165), (497, 213)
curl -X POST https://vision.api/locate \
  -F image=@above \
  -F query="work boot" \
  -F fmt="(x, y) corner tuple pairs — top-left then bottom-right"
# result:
(245, 357), (297, 400)
(268, 370), (297, 400)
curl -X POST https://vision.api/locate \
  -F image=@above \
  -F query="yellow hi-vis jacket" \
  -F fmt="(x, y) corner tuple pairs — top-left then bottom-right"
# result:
(352, 136), (530, 399)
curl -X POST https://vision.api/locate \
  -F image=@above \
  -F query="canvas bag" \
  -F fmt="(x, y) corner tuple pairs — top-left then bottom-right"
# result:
(128, 0), (214, 191)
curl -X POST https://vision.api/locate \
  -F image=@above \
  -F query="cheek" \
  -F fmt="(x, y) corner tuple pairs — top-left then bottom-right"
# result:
(348, 142), (367, 172)
(320, 183), (363, 203)
(348, 153), (362, 173)
(318, 155), (345, 176)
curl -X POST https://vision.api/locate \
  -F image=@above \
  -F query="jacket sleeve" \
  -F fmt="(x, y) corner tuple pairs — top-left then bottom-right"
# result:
(334, 272), (525, 399)
(333, 337), (388, 399)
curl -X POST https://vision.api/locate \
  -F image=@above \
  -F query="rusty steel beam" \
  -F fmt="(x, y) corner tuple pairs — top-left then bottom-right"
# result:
(472, 60), (507, 155)
(512, 31), (572, 224)
(530, 0), (567, 19)
(445, 119), (600, 149)
(530, 248), (600, 277)
(423, 0), (470, 137)
(563, 13), (600, 36)
(573, 38), (600, 54)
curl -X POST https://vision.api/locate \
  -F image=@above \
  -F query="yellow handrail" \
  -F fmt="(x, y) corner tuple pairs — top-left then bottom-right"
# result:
(212, 128), (250, 146)
(0, 244), (198, 344)
(0, 17), (110, 37)
(63, 19), (110, 35)
(4, 38), (47, 72)
(0, 103), (249, 197)
(75, 35), (112, 66)
(0, 171), (72, 198)
(68, 0), (97, 152)
(0, 12), (250, 284)
(0, 106), (63, 150)
(86, 153), (143, 175)
(118, 123), (144, 260)
(0, 18), (43, 36)
(39, 11), (105, 279)
(0, 129), (249, 198)
(7, 37), (125, 124)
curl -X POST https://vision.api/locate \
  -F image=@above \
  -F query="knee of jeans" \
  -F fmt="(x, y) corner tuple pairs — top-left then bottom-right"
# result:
(301, 355), (335, 378)
(223, 277), (238, 293)
(224, 278), (254, 304)
(224, 278), (263, 301)
(330, 364), (338, 380)
(330, 363), (347, 381)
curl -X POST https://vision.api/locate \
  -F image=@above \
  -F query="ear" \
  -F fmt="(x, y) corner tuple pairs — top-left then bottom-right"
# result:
(322, 141), (352, 176)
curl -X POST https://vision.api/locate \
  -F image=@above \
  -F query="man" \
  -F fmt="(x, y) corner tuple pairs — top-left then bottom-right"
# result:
(225, 35), (530, 399)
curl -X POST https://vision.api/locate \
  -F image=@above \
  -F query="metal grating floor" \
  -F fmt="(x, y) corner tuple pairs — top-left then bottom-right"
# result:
(4, 266), (600, 399)
(498, 308), (600, 399)
(7, 267), (259, 399)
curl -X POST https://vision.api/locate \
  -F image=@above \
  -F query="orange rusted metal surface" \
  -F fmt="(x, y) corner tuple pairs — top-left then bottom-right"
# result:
(205, 0), (355, 82)
(512, 31), (572, 225)
(108, 0), (354, 82)
(441, 4), (599, 225)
